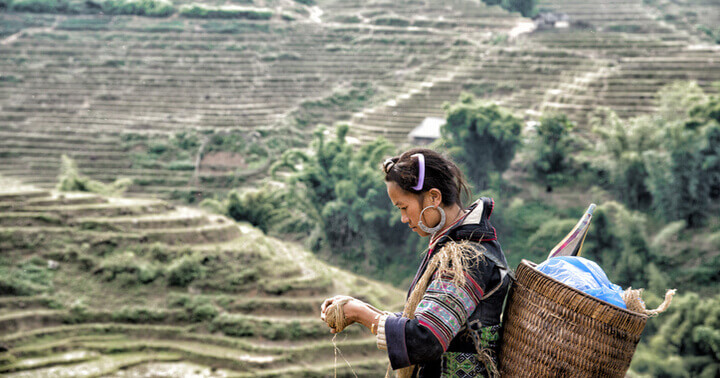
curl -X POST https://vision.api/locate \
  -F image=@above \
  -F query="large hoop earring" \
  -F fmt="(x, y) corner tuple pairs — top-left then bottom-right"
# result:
(418, 205), (446, 234)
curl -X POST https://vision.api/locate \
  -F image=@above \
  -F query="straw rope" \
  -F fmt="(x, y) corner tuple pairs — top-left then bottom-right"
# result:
(622, 288), (676, 316)
(322, 297), (358, 378)
(386, 240), (487, 378)
(324, 297), (352, 333)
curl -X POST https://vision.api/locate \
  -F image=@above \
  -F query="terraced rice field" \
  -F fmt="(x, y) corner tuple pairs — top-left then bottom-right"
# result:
(0, 175), (404, 376)
(0, 0), (526, 197)
(349, 0), (720, 141)
(0, 0), (718, 197)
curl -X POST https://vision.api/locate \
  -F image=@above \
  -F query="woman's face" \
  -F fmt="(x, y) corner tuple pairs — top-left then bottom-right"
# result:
(386, 181), (441, 237)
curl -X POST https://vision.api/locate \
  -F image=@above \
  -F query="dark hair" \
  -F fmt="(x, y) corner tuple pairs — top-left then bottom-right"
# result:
(382, 148), (470, 207)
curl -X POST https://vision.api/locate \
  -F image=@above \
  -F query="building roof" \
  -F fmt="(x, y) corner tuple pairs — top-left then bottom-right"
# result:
(408, 117), (445, 140)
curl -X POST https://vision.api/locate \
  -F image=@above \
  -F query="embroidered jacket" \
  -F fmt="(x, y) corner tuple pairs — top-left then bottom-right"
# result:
(384, 197), (510, 377)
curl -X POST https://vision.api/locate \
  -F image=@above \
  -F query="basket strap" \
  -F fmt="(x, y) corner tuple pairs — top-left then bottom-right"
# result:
(480, 253), (514, 300)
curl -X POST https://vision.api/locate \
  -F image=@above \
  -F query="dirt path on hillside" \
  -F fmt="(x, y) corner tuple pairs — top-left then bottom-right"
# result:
(2, 26), (56, 46)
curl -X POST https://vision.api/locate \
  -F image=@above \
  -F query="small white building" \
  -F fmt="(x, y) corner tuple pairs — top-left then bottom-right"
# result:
(408, 117), (445, 145)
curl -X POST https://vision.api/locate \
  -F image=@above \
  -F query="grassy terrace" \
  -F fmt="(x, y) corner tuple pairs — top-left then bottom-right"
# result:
(0, 175), (404, 376)
(0, 0), (523, 198)
(347, 0), (718, 142)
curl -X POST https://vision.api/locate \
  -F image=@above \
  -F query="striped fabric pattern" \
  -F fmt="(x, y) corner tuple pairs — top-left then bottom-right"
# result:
(416, 272), (484, 350)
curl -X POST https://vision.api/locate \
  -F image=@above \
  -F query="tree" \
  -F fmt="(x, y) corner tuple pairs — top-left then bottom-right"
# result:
(644, 122), (711, 227)
(581, 202), (654, 288)
(531, 113), (574, 188)
(271, 125), (414, 278)
(440, 93), (523, 191)
(631, 293), (720, 377)
(480, 0), (536, 17)
(592, 110), (661, 210)
(501, 0), (536, 17)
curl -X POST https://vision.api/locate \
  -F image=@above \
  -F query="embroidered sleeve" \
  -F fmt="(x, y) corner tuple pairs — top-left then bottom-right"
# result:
(414, 272), (484, 351)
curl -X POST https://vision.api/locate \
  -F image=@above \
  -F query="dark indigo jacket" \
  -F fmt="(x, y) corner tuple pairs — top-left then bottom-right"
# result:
(384, 197), (510, 377)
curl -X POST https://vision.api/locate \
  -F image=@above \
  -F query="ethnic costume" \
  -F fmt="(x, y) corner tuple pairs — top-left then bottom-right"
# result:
(378, 197), (510, 377)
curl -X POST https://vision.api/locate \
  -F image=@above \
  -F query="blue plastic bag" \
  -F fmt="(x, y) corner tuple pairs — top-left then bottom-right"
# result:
(536, 256), (627, 309)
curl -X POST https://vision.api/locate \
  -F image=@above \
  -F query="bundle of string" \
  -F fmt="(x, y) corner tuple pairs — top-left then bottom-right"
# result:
(322, 297), (358, 378)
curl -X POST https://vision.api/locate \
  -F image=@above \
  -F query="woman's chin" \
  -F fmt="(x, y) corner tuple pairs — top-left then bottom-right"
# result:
(412, 228), (429, 237)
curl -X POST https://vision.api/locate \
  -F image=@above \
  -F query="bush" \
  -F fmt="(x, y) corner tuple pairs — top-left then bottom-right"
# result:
(261, 320), (322, 340)
(167, 160), (195, 171)
(101, 0), (174, 17)
(0, 258), (54, 296)
(112, 306), (167, 323)
(179, 4), (273, 20)
(63, 301), (90, 324)
(11, 0), (66, 12)
(57, 155), (132, 196)
(211, 313), (254, 337)
(167, 255), (204, 287)
(373, 16), (410, 27)
(98, 252), (139, 282)
(191, 303), (218, 322)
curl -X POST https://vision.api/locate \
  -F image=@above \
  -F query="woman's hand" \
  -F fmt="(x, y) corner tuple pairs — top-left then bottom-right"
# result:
(321, 295), (382, 334)
(320, 295), (355, 333)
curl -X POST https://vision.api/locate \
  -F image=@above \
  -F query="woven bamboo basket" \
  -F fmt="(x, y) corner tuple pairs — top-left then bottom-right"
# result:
(498, 260), (648, 377)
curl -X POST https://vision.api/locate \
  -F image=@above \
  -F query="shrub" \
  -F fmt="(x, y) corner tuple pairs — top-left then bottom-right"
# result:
(11, 0), (66, 13)
(262, 320), (322, 340)
(179, 4), (273, 20)
(136, 264), (161, 284)
(372, 16), (410, 27)
(210, 313), (254, 336)
(167, 255), (204, 287)
(112, 306), (166, 323)
(101, 0), (174, 17)
(147, 242), (170, 263)
(63, 301), (90, 324)
(167, 160), (195, 171)
(191, 303), (218, 322)
(98, 252), (139, 282)
(0, 258), (54, 296)
(57, 155), (132, 196)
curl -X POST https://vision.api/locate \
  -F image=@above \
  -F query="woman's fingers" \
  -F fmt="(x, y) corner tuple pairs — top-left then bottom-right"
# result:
(320, 296), (337, 314)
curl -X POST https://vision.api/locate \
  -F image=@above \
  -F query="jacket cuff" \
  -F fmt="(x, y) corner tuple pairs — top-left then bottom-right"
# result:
(385, 315), (411, 369)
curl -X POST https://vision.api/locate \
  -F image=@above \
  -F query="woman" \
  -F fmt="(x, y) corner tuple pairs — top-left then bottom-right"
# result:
(321, 148), (511, 377)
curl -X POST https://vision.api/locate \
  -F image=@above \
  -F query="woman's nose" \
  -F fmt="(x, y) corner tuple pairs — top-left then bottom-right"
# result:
(401, 214), (409, 224)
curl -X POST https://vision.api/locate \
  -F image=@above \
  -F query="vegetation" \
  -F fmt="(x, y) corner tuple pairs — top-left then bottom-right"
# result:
(57, 155), (132, 196)
(530, 113), (575, 189)
(439, 93), (523, 191)
(100, 0), (174, 17)
(179, 4), (273, 20)
(592, 82), (720, 226)
(292, 82), (376, 128)
(481, 0), (536, 17)
(631, 293), (720, 376)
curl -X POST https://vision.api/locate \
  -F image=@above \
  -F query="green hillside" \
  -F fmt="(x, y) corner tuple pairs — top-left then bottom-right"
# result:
(0, 175), (404, 376)
(2, 0), (720, 376)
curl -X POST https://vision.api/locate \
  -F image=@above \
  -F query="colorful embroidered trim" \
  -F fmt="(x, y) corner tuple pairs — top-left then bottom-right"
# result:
(415, 273), (484, 350)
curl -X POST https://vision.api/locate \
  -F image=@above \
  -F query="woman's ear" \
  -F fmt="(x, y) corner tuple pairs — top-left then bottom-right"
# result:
(426, 188), (442, 207)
